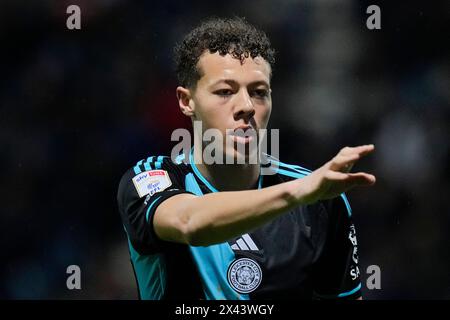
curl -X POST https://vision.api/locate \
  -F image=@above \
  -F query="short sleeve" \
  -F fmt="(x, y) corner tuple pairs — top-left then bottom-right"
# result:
(312, 193), (362, 299)
(117, 157), (194, 255)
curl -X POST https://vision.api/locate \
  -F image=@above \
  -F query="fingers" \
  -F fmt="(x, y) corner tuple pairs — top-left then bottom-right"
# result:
(339, 144), (375, 157)
(325, 170), (351, 181)
(346, 172), (376, 186)
(317, 170), (376, 201)
(330, 144), (375, 172)
(329, 154), (360, 172)
(326, 171), (376, 187)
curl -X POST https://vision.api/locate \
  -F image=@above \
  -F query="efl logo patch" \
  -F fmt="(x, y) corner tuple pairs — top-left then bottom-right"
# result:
(227, 258), (262, 294)
(132, 170), (172, 198)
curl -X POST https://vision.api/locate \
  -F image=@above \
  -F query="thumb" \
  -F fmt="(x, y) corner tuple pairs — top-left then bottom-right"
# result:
(346, 172), (376, 186)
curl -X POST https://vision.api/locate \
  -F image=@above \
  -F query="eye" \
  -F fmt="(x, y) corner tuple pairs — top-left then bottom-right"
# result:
(214, 89), (233, 97)
(252, 89), (269, 99)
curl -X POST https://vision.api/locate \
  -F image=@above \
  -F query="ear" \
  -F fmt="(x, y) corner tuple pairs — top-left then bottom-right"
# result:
(176, 86), (195, 118)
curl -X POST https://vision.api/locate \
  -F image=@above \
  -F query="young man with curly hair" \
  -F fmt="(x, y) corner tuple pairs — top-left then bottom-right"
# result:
(117, 17), (375, 300)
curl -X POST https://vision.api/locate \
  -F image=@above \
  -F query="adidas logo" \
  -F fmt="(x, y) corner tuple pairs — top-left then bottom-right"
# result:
(230, 234), (259, 251)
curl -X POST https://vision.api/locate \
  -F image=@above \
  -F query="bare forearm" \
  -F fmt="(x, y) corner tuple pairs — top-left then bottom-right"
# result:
(180, 179), (304, 245)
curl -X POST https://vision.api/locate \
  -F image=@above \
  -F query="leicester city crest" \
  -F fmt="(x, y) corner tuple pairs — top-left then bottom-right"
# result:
(227, 258), (262, 294)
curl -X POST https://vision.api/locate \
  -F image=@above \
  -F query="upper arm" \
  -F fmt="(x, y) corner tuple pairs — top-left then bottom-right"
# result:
(312, 194), (362, 300)
(117, 166), (194, 254)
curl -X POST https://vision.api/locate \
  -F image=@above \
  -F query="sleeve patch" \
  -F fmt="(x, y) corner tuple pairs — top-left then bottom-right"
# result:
(132, 170), (172, 198)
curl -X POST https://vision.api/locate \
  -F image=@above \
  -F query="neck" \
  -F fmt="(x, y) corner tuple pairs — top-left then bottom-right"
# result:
(192, 147), (260, 191)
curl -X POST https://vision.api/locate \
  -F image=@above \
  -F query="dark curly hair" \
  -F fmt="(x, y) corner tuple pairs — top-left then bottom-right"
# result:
(174, 17), (276, 89)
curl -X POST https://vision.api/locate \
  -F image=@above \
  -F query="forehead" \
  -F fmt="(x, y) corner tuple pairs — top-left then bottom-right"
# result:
(196, 51), (271, 86)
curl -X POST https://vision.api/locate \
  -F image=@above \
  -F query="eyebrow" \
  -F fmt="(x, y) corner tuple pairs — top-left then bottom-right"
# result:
(209, 79), (270, 89)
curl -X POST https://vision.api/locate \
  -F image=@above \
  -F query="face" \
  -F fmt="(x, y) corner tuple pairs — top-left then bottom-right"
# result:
(178, 51), (272, 162)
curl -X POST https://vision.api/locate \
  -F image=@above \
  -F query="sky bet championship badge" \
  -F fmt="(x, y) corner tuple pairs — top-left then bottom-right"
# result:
(132, 170), (172, 198)
(227, 258), (262, 294)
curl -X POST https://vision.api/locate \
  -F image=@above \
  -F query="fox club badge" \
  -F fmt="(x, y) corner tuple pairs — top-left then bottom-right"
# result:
(227, 258), (262, 294)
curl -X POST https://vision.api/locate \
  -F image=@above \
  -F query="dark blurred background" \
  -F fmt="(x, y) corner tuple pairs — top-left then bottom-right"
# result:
(0, 0), (449, 299)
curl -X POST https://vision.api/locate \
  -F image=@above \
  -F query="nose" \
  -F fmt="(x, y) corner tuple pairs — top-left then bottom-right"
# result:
(233, 89), (255, 121)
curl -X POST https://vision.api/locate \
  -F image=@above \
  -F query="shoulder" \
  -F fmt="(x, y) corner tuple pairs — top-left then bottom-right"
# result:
(117, 154), (186, 199)
(122, 154), (191, 179)
(118, 155), (171, 185)
(130, 155), (181, 175)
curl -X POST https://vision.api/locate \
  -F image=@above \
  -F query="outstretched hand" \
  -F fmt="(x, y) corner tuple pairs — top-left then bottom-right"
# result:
(300, 145), (376, 204)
